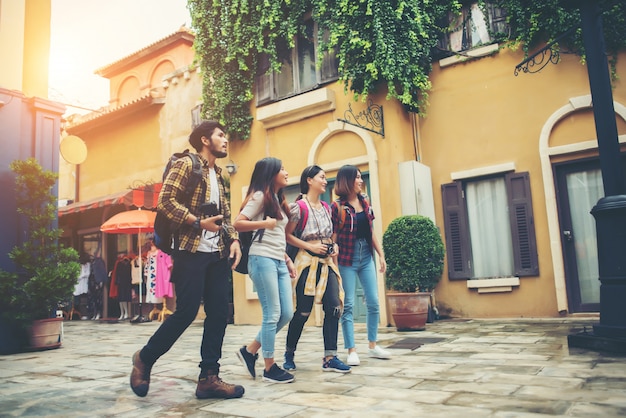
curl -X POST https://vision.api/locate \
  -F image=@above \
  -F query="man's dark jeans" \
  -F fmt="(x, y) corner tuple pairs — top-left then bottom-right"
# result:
(140, 250), (230, 374)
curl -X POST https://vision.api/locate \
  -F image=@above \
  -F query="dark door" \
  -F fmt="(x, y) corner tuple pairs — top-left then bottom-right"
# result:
(555, 159), (609, 312)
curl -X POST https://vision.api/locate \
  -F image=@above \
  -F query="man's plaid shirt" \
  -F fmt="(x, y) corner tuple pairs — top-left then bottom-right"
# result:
(331, 194), (375, 266)
(157, 153), (237, 257)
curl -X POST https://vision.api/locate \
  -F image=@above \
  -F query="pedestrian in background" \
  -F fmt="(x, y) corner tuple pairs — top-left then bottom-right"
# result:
(234, 157), (297, 383)
(331, 164), (391, 366)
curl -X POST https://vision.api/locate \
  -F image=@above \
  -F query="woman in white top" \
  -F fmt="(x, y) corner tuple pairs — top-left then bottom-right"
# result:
(234, 157), (297, 384)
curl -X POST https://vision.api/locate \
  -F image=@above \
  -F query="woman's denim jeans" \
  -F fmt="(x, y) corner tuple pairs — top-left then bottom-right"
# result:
(339, 238), (380, 350)
(248, 255), (293, 359)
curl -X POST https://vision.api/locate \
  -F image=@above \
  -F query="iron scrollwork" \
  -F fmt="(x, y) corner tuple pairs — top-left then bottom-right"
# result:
(514, 44), (561, 76)
(514, 27), (578, 76)
(338, 99), (385, 137)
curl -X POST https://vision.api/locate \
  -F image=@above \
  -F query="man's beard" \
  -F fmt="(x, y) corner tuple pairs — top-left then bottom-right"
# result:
(209, 139), (227, 158)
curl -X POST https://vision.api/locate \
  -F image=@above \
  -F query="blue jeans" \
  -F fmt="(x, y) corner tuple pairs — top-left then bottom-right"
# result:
(248, 255), (293, 359)
(339, 238), (380, 350)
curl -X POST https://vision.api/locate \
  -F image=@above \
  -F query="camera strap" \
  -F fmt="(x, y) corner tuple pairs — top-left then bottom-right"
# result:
(304, 197), (332, 245)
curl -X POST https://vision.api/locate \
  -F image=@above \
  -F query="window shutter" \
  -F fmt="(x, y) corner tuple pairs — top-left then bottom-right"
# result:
(506, 172), (539, 276)
(255, 54), (272, 104)
(486, 3), (508, 36)
(441, 182), (472, 279)
(319, 29), (338, 83)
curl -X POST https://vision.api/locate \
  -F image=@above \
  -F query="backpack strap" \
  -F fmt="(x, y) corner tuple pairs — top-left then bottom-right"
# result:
(182, 151), (205, 204)
(174, 151), (206, 250)
(336, 199), (348, 232)
(294, 199), (309, 237)
(321, 200), (331, 215)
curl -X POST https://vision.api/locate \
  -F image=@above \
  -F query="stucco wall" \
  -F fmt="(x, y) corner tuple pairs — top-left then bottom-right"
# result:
(230, 82), (419, 325)
(421, 47), (626, 318)
(231, 46), (626, 322)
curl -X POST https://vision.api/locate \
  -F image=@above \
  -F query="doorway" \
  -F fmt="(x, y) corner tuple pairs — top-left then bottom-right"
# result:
(555, 155), (626, 312)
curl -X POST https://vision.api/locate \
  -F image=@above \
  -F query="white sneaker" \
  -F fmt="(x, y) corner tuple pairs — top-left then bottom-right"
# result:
(368, 345), (391, 359)
(346, 351), (360, 366)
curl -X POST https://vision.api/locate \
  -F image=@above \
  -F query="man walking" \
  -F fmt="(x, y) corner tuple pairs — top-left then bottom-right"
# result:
(130, 120), (244, 399)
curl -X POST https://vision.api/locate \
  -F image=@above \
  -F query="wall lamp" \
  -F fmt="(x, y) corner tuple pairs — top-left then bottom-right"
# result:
(225, 161), (238, 175)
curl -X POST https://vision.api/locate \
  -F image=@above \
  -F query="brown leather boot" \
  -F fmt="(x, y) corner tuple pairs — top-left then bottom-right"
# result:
(195, 371), (245, 399)
(130, 350), (152, 397)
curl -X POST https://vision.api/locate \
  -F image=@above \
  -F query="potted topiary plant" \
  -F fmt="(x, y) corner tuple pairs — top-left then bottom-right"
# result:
(382, 215), (445, 330)
(0, 158), (80, 354)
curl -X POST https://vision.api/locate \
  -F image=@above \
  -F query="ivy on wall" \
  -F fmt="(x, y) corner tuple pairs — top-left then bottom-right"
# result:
(188, 0), (626, 140)
(493, 0), (626, 78)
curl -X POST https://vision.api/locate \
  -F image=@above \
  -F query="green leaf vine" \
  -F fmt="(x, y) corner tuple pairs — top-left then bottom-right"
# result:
(492, 0), (626, 78)
(188, 0), (626, 140)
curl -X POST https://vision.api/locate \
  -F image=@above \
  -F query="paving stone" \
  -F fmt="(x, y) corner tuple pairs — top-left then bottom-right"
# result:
(447, 392), (572, 415)
(1, 317), (625, 417)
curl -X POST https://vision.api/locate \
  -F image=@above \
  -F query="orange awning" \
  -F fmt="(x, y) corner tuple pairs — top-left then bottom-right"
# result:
(58, 184), (162, 216)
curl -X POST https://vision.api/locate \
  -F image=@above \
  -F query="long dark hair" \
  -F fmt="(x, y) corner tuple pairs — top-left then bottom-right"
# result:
(241, 157), (289, 219)
(334, 164), (360, 200)
(296, 165), (323, 200)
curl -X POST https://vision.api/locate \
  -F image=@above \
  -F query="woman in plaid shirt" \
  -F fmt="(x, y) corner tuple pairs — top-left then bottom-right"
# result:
(331, 165), (391, 366)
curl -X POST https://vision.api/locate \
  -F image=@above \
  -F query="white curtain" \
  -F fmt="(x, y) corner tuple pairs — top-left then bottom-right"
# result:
(298, 44), (316, 90)
(275, 56), (294, 98)
(567, 170), (602, 304)
(470, 3), (491, 46)
(466, 178), (514, 278)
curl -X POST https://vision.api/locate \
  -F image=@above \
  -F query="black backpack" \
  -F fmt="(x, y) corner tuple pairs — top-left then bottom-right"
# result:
(153, 150), (204, 254)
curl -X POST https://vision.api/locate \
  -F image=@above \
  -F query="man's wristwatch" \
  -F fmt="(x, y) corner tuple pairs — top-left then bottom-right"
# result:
(193, 218), (201, 230)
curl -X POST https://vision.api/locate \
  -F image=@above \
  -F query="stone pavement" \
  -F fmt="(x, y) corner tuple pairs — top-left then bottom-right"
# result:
(1, 317), (625, 417)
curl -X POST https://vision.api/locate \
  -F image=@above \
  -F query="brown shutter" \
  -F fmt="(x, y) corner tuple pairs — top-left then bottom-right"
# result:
(506, 172), (539, 276)
(441, 182), (472, 279)
(320, 28), (338, 83)
(255, 53), (272, 105)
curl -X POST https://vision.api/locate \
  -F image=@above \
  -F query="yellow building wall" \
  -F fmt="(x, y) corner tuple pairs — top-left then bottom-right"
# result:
(0, 0), (50, 98)
(420, 47), (626, 318)
(105, 42), (195, 107)
(230, 45), (626, 323)
(229, 82), (418, 325)
(61, 63), (203, 205)
(77, 110), (162, 200)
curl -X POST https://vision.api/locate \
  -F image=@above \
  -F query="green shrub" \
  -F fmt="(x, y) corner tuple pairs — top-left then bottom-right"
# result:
(383, 215), (445, 293)
(0, 158), (80, 325)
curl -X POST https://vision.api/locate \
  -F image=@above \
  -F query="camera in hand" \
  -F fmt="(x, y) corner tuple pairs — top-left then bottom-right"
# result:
(306, 239), (335, 258)
(321, 239), (335, 255)
(200, 201), (222, 225)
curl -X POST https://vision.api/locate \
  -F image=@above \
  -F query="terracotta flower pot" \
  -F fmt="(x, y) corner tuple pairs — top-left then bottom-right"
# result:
(386, 292), (431, 331)
(28, 318), (63, 350)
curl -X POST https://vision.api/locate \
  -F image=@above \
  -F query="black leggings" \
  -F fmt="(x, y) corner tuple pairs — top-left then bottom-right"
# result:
(285, 264), (342, 356)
